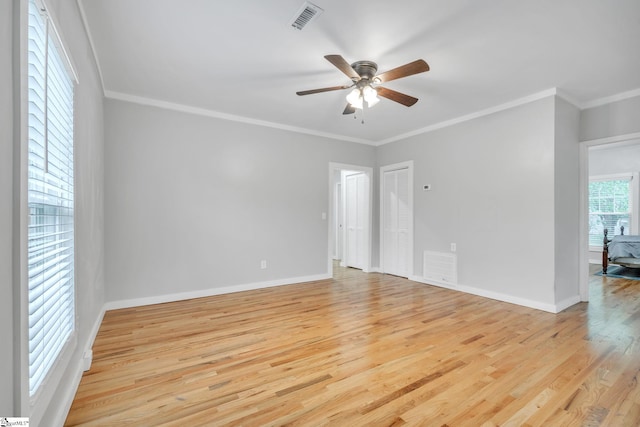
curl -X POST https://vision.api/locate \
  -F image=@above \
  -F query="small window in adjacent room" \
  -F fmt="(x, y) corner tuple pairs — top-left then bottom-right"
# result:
(27, 0), (76, 397)
(588, 175), (635, 248)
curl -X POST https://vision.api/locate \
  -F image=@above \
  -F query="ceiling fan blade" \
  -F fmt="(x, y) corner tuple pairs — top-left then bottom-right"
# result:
(296, 85), (351, 96)
(342, 104), (356, 115)
(375, 59), (429, 84)
(324, 55), (360, 80)
(376, 86), (419, 107)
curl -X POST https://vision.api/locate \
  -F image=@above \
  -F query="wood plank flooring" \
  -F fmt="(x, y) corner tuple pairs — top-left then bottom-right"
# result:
(65, 265), (640, 426)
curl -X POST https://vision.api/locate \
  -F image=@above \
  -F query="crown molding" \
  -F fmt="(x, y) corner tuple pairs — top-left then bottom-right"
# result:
(581, 88), (640, 110)
(104, 91), (376, 146)
(376, 88), (559, 146)
(104, 86), (640, 147)
(554, 89), (583, 109)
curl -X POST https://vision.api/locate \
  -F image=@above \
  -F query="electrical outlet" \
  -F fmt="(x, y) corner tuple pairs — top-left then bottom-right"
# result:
(450, 243), (457, 252)
(260, 260), (267, 269)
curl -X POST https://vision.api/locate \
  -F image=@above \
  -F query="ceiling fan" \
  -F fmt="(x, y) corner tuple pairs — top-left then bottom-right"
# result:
(296, 54), (430, 115)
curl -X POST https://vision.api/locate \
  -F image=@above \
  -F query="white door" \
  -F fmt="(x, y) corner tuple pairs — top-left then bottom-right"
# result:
(345, 172), (367, 269)
(382, 168), (410, 277)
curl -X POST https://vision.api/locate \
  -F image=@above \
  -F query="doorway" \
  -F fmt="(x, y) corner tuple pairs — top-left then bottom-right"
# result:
(328, 163), (373, 276)
(344, 171), (368, 269)
(580, 132), (640, 301)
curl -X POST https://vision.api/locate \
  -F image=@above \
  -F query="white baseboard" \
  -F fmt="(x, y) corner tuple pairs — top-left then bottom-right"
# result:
(53, 305), (105, 426)
(104, 273), (332, 311)
(554, 295), (582, 312)
(409, 275), (579, 314)
(83, 306), (105, 370)
(51, 357), (85, 427)
(82, 350), (93, 372)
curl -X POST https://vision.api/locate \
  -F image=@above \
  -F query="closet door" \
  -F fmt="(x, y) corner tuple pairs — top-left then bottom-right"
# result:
(382, 168), (409, 277)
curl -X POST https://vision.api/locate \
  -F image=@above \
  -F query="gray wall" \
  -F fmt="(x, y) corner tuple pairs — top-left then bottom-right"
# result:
(553, 97), (581, 303)
(1, 0), (15, 416)
(104, 99), (376, 303)
(580, 95), (640, 141)
(376, 97), (560, 307)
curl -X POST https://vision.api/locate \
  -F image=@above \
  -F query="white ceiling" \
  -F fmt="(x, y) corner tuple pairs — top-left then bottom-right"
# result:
(78, 0), (640, 145)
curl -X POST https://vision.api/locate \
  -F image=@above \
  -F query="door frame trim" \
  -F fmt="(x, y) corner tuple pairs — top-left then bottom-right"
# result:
(380, 161), (414, 277)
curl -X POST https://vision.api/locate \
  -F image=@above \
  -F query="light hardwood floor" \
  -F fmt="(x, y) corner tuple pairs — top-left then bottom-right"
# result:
(65, 264), (640, 426)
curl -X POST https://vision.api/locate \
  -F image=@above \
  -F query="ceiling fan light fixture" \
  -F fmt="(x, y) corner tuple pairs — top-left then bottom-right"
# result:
(366, 97), (380, 108)
(362, 85), (379, 107)
(346, 88), (363, 109)
(347, 85), (379, 110)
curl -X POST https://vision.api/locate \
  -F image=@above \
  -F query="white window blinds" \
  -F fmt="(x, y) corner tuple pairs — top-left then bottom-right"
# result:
(27, 0), (75, 396)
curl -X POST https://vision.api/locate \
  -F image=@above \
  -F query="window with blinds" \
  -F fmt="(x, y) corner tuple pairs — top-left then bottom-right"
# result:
(27, 0), (75, 396)
(588, 176), (633, 247)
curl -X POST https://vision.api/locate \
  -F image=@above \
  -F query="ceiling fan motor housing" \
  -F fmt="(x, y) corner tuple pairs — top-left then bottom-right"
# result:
(351, 61), (378, 81)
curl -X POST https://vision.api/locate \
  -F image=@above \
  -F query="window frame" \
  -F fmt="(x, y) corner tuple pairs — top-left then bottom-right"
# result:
(19, 0), (79, 421)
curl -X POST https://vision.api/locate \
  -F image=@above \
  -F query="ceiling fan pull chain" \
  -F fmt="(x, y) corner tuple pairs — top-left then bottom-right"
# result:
(361, 99), (365, 124)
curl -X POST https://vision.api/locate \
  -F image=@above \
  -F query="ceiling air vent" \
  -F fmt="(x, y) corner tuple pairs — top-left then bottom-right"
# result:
(290, 2), (323, 30)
